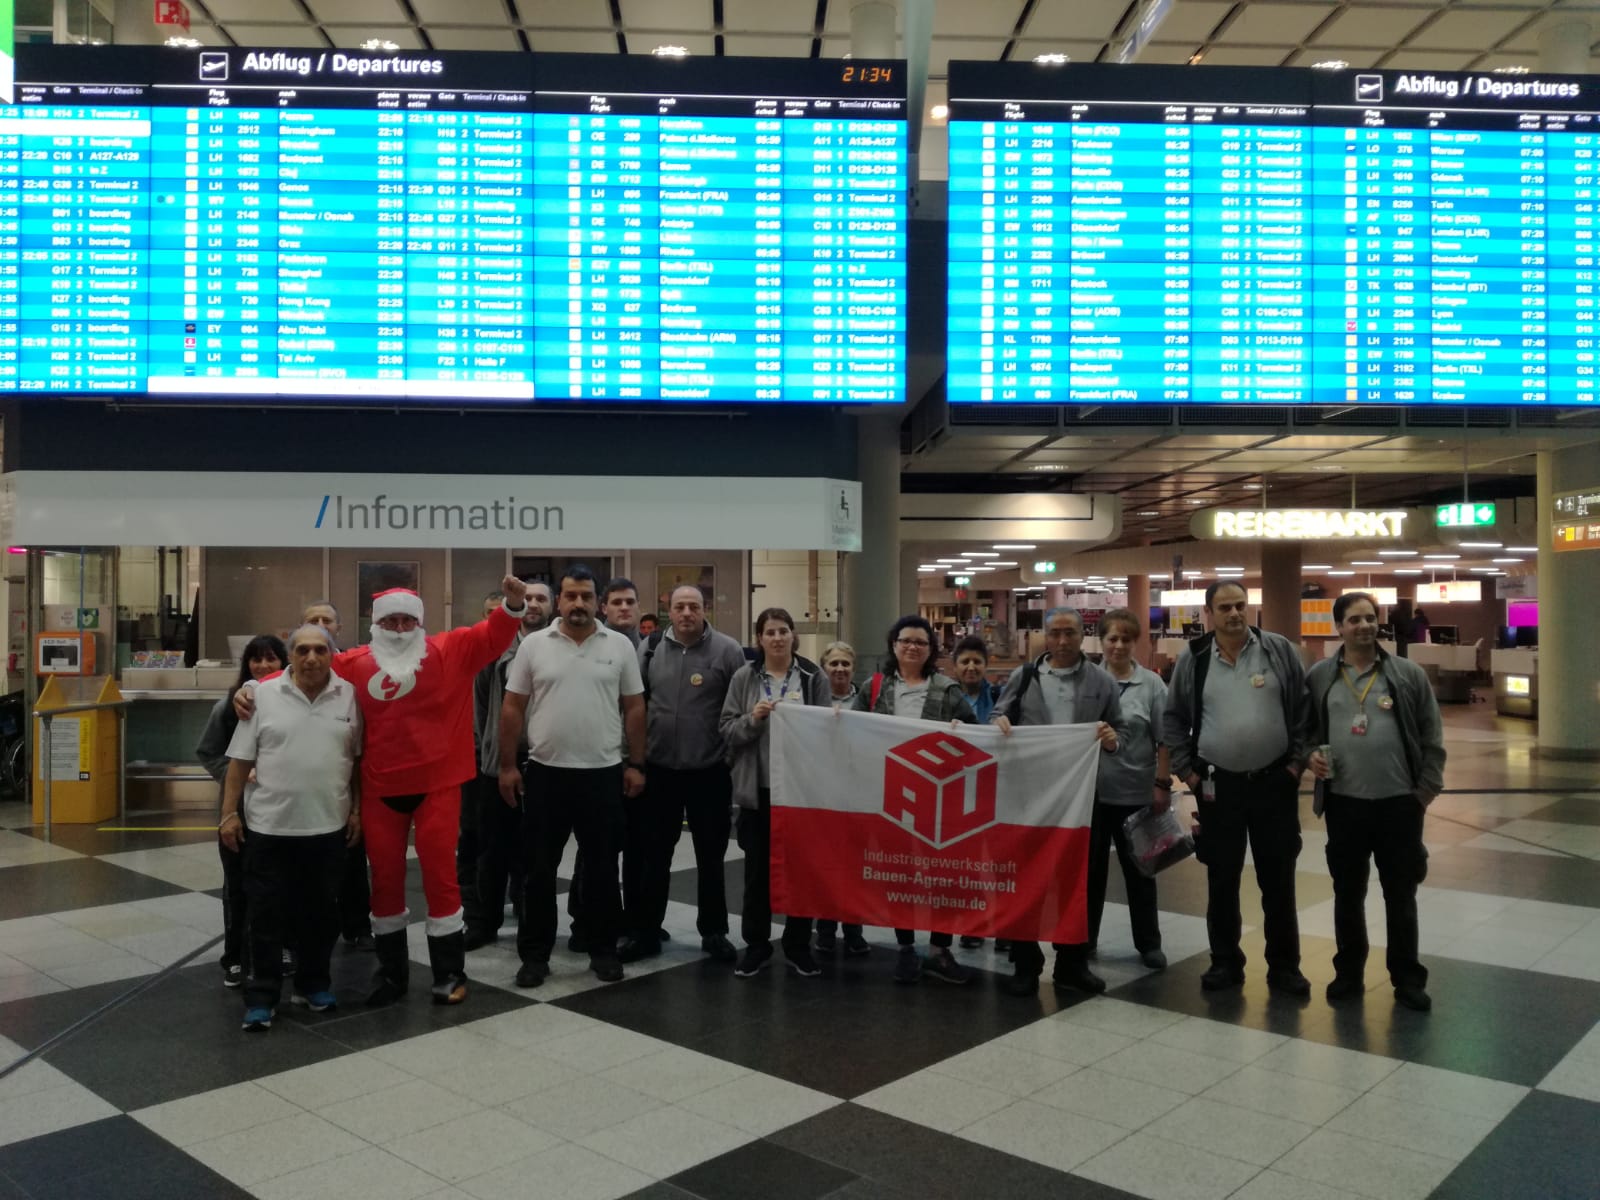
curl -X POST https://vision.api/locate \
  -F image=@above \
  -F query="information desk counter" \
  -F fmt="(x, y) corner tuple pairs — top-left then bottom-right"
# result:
(1489, 649), (1538, 719)
(1405, 643), (1483, 704)
(119, 667), (234, 811)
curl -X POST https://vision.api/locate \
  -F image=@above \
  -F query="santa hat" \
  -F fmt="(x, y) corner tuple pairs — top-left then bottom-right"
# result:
(371, 588), (424, 622)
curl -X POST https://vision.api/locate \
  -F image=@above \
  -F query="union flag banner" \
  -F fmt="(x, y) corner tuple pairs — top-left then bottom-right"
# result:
(770, 706), (1100, 943)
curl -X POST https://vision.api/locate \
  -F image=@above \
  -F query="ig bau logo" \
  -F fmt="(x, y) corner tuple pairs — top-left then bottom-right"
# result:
(881, 730), (998, 849)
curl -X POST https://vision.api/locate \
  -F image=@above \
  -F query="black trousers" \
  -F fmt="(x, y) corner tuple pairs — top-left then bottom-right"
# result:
(339, 841), (371, 940)
(815, 919), (863, 938)
(1198, 766), (1302, 975)
(458, 778), (483, 930)
(518, 762), (624, 964)
(218, 837), (248, 969)
(896, 928), (953, 948)
(1324, 792), (1428, 989)
(1011, 799), (1162, 974)
(466, 772), (525, 936)
(241, 828), (345, 1010)
(624, 763), (732, 939)
(736, 789), (812, 951)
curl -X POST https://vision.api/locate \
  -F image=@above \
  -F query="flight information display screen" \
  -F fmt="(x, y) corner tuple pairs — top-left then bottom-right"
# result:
(0, 46), (906, 403)
(948, 62), (1600, 406)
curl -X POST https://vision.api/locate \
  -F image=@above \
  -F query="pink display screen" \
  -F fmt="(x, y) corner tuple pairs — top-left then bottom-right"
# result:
(1508, 601), (1538, 627)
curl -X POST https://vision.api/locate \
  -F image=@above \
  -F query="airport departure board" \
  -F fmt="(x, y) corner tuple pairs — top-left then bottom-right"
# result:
(948, 62), (1600, 406)
(0, 46), (907, 403)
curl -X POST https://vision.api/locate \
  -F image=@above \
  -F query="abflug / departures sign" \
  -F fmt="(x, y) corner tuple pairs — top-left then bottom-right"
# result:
(215, 50), (446, 79)
(1380, 72), (1581, 102)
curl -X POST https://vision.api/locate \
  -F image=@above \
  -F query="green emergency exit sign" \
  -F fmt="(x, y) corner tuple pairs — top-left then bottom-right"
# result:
(1436, 502), (1496, 528)
(1033, 560), (1057, 573)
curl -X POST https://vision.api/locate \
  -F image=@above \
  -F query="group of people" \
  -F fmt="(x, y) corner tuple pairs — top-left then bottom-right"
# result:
(204, 568), (1444, 1032)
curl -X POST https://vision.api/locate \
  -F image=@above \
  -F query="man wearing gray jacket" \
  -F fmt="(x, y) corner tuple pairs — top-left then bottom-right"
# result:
(991, 607), (1126, 996)
(1306, 591), (1444, 1012)
(618, 585), (748, 964)
(1164, 580), (1313, 996)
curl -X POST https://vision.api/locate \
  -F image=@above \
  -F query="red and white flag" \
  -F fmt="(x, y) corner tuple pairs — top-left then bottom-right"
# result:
(770, 706), (1100, 943)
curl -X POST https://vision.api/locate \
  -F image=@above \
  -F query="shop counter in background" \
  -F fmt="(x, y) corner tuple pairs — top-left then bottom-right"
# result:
(1407, 642), (1484, 704)
(120, 667), (234, 812)
(1490, 648), (1538, 720)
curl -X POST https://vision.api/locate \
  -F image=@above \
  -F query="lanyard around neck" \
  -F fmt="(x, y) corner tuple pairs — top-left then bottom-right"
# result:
(1339, 661), (1380, 710)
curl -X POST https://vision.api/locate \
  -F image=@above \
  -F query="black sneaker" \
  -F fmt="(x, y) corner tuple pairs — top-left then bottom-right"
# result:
(616, 935), (661, 964)
(1052, 961), (1107, 994)
(1266, 969), (1312, 998)
(221, 963), (242, 989)
(701, 933), (737, 963)
(1200, 964), (1245, 991)
(514, 961), (550, 988)
(734, 943), (774, 977)
(590, 954), (624, 983)
(1394, 984), (1432, 1012)
(814, 928), (838, 953)
(1326, 975), (1364, 1004)
(1005, 969), (1041, 996)
(994, 939), (1012, 952)
(1140, 948), (1168, 971)
(785, 948), (822, 977)
(924, 948), (973, 985)
(958, 936), (985, 949)
(843, 932), (871, 956)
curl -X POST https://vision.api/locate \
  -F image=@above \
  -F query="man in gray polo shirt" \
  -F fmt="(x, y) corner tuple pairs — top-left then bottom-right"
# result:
(220, 624), (362, 1032)
(618, 584), (747, 964)
(1164, 580), (1313, 996)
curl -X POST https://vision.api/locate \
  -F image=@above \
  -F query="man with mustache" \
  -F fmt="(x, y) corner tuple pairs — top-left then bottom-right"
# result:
(236, 576), (527, 1007)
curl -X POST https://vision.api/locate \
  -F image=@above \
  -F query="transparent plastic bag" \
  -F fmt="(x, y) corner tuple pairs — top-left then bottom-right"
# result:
(1121, 803), (1196, 878)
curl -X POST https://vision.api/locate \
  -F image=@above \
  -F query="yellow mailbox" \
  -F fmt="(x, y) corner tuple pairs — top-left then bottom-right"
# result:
(33, 675), (124, 825)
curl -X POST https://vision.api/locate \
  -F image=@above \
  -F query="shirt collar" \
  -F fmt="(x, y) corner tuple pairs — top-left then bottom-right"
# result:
(666, 622), (711, 648)
(1044, 656), (1086, 677)
(1212, 630), (1258, 658)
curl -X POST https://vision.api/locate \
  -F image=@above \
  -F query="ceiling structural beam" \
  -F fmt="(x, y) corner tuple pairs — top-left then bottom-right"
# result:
(901, 0), (932, 172)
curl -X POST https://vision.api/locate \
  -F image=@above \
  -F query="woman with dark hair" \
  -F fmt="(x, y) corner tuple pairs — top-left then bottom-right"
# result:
(721, 606), (830, 978)
(197, 634), (288, 989)
(853, 614), (978, 985)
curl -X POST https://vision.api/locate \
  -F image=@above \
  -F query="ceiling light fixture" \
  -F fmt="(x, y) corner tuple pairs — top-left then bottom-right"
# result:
(964, 551), (999, 557)
(1505, 546), (1538, 553)
(1148, 572), (1171, 579)
(1491, 558), (1524, 564)
(1029, 464), (1067, 471)
(993, 544), (1036, 550)
(1328, 570), (1355, 577)
(1303, 564), (1331, 571)
(989, 561), (1019, 568)
(1377, 549), (1418, 557)
(1458, 541), (1502, 549)
(1493, 65), (1530, 75)
(652, 44), (691, 57)
(165, 35), (202, 47)
(1312, 59), (1350, 70)
(1349, 560), (1384, 567)
(1136, 511), (1160, 517)
(1033, 53), (1070, 65)
(361, 38), (400, 51)
(1424, 554), (1460, 561)
(929, 104), (949, 121)
(1393, 569), (1423, 575)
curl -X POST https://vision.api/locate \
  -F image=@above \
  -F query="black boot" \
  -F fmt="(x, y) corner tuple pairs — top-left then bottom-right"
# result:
(428, 930), (468, 1006)
(365, 930), (410, 1007)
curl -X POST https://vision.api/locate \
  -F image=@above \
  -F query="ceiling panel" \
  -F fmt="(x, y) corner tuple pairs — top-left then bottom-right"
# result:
(1138, 41), (1204, 63)
(1501, 11), (1598, 52)
(1143, 1), (1235, 43)
(617, 0), (712, 30)
(306, 0), (406, 21)
(203, 0), (304, 20)
(414, 0), (508, 23)
(721, 0), (816, 34)
(427, 26), (523, 50)
(622, 32), (717, 54)
(929, 37), (1011, 74)
(1415, 7), (1535, 49)
(324, 25), (427, 49)
(1285, 46), (1385, 67)
(1217, 3), (1340, 45)
(1009, 39), (1110, 63)
(1154, 435), (1277, 449)
(1310, 5), (1434, 48)
(1019, 0), (1135, 42)
(934, 0), (1031, 39)
(526, 28), (621, 52)
(1379, 48), (1480, 69)
(721, 33), (815, 56)
(1199, 43), (1295, 66)
(224, 22), (329, 46)
(515, 0), (614, 29)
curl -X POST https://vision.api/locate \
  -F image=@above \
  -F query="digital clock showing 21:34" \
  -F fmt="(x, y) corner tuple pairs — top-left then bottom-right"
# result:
(841, 64), (894, 84)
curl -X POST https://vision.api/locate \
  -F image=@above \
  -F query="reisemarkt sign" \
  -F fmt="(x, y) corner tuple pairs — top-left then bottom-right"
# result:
(7, 472), (863, 551)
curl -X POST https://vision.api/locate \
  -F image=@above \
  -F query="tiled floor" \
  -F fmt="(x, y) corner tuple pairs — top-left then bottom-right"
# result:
(0, 704), (1596, 1199)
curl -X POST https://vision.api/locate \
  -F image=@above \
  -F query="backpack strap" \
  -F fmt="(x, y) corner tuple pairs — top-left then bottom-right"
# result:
(868, 672), (884, 711)
(1005, 660), (1040, 724)
(639, 628), (665, 704)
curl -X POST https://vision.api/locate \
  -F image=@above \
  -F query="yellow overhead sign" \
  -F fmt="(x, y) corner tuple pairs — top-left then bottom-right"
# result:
(1194, 509), (1410, 540)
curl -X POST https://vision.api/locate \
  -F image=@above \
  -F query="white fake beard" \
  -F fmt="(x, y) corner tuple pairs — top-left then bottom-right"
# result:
(369, 625), (428, 686)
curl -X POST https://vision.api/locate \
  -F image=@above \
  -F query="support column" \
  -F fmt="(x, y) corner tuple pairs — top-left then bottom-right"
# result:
(1539, 19), (1592, 74)
(1536, 446), (1600, 760)
(1259, 543), (1302, 645)
(1126, 574), (1151, 663)
(841, 412), (901, 652)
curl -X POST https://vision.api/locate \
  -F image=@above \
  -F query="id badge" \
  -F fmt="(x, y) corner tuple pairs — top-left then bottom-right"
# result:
(1351, 712), (1369, 736)
(1201, 778), (1217, 802)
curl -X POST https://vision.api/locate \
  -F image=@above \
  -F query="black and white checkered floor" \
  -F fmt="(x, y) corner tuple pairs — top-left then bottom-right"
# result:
(0, 708), (1596, 1200)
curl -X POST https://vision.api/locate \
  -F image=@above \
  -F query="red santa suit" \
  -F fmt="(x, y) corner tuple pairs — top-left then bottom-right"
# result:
(336, 588), (519, 1005)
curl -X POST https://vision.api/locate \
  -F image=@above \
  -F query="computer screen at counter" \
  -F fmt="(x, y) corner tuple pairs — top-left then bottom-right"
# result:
(0, 46), (907, 405)
(947, 62), (1600, 406)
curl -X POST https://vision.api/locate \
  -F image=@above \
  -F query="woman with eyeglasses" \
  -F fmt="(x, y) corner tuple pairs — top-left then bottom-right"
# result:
(721, 607), (830, 978)
(812, 641), (871, 957)
(853, 614), (978, 985)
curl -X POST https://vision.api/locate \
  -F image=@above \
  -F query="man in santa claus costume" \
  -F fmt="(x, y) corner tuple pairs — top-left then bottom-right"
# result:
(237, 577), (526, 1006)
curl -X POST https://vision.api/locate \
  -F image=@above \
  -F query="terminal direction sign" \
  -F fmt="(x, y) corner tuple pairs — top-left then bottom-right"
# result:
(1553, 488), (1600, 553)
